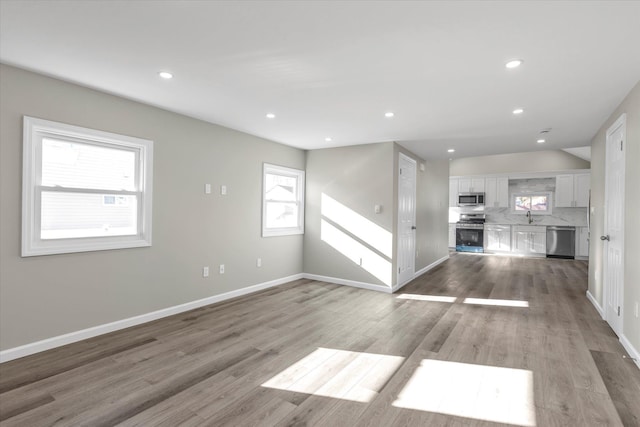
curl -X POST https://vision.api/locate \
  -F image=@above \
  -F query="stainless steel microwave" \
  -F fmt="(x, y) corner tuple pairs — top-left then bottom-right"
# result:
(458, 192), (485, 206)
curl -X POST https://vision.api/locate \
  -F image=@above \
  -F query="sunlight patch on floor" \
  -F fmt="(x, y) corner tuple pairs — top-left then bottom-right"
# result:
(262, 347), (405, 403)
(393, 359), (536, 426)
(396, 294), (457, 303)
(463, 297), (529, 307)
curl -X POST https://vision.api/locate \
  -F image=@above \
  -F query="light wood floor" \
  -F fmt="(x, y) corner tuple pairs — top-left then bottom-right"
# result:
(1, 253), (639, 426)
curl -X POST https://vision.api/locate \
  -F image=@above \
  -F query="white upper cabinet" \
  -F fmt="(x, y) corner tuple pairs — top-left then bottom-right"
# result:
(485, 177), (509, 207)
(574, 173), (590, 207)
(556, 173), (590, 207)
(458, 178), (485, 193)
(555, 175), (575, 207)
(449, 178), (459, 207)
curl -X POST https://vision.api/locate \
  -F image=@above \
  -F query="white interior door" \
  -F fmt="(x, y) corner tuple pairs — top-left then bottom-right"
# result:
(603, 114), (626, 336)
(397, 154), (416, 287)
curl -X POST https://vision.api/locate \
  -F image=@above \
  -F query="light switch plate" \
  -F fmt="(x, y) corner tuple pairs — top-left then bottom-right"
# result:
(221, 185), (227, 195)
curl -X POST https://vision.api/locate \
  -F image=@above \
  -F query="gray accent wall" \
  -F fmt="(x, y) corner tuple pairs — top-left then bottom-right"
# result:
(303, 142), (396, 288)
(303, 142), (450, 289)
(0, 64), (305, 350)
(450, 150), (591, 176)
(589, 80), (640, 355)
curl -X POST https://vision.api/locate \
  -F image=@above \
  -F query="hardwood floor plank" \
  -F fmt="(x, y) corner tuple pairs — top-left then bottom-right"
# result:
(590, 350), (640, 427)
(1, 255), (636, 427)
(0, 392), (55, 422)
(0, 337), (156, 394)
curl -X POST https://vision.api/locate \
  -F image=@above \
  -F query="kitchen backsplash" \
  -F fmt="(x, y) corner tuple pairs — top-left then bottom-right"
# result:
(483, 207), (588, 226)
(509, 177), (555, 193)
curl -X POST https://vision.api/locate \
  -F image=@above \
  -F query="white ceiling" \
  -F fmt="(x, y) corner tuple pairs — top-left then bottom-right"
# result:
(1, 1), (639, 160)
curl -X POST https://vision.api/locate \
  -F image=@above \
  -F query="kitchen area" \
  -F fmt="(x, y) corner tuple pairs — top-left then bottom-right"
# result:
(448, 170), (590, 259)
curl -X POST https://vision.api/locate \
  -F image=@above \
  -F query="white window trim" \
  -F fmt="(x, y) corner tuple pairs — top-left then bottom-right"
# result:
(22, 116), (153, 256)
(262, 163), (305, 237)
(510, 191), (553, 215)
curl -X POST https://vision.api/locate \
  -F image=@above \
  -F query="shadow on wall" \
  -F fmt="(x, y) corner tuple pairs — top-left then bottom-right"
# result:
(320, 193), (393, 286)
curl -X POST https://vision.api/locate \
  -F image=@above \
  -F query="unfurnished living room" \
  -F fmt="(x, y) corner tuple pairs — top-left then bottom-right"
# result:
(0, 1), (639, 426)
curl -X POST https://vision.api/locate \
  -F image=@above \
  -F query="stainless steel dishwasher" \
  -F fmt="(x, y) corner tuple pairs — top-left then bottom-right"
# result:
(546, 226), (576, 259)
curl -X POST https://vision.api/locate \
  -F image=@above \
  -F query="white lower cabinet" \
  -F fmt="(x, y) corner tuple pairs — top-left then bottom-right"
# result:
(576, 226), (589, 258)
(448, 223), (456, 248)
(484, 225), (511, 252)
(512, 226), (546, 256)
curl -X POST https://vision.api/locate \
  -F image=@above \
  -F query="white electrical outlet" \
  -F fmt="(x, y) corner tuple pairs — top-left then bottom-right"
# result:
(257, 258), (262, 267)
(219, 264), (225, 274)
(203, 266), (209, 277)
(220, 185), (227, 195)
(205, 184), (211, 194)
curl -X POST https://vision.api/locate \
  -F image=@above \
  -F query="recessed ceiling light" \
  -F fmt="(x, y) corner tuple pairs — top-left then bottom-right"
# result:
(325, 137), (332, 142)
(158, 71), (173, 79)
(537, 139), (546, 144)
(447, 149), (455, 153)
(505, 59), (523, 69)
(512, 108), (524, 115)
(385, 112), (395, 118)
(265, 113), (276, 119)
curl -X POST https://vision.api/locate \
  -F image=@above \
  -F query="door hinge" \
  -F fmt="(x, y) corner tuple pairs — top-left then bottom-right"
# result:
(618, 306), (621, 316)
(620, 140), (623, 151)
(398, 267), (401, 274)
(400, 168), (403, 175)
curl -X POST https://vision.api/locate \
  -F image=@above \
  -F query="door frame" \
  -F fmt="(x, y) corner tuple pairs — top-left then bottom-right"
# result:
(603, 113), (626, 335)
(396, 153), (417, 288)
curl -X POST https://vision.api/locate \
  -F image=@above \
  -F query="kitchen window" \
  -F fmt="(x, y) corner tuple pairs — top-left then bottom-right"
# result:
(22, 116), (153, 256)
(511, 192), (552, 215)
(262, 163), (305, 237)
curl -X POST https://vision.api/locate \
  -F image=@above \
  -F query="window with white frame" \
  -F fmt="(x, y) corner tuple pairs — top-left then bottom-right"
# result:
(511, 192), (553, 215)
(22, 116), (153, 256)
(262, 163), (305, 237)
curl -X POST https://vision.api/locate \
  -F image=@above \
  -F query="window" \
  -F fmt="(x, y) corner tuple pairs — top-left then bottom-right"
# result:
(511, 192), (553, 215)
(22, 116), (153, 256)
(262, 163), (305, 237)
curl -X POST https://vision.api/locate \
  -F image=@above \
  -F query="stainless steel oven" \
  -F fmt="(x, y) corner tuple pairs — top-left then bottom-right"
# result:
(456, 213), (485, 253)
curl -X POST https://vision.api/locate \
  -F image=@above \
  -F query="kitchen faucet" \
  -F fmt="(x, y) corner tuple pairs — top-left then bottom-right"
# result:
(526, 210), (534, 224)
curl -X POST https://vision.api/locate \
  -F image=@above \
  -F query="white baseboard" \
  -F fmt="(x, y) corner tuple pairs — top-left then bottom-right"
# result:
(620, 334), (640, 370)
(303, 273), (392, 294)
(393, 254), (449, 293)
(586, 289), (605, 319)
(0, 273), (304, 363)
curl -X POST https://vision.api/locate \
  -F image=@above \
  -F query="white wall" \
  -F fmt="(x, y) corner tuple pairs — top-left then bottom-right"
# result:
(588, 81), (640, 357)
(450, 150), (590, 176)
(395, 145), (449, 274)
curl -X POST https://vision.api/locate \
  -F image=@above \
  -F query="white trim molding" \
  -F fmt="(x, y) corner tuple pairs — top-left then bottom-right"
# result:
(586, 290), (605, 319)
(303, 273), (392, 294)
(0, 273), (303, 363)
(619, 334), (640, 370)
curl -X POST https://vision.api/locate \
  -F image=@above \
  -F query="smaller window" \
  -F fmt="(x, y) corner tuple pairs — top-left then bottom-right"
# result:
(511, 192), (553, 215)
(262, 163), (305, 237)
